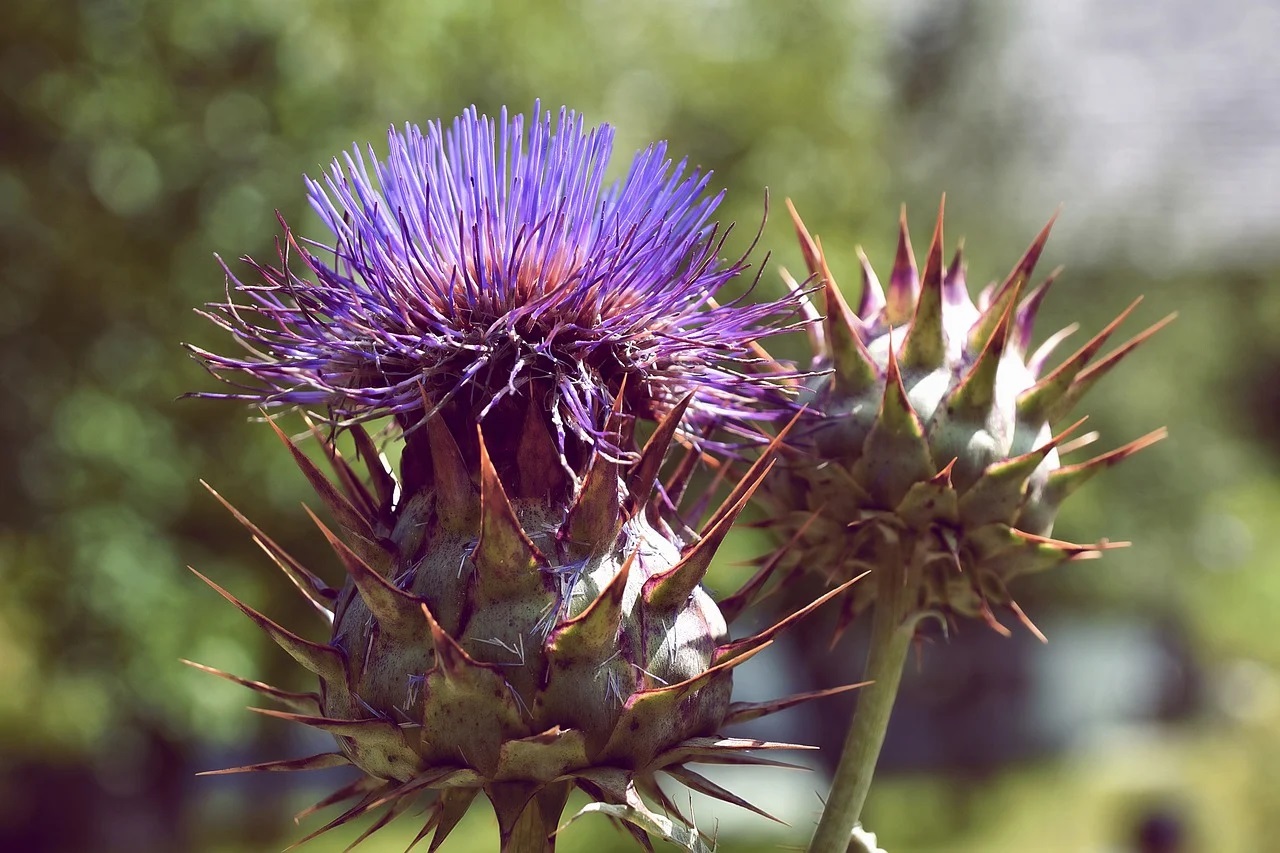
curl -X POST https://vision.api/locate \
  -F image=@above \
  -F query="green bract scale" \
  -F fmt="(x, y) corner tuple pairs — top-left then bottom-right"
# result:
(194, 401), (847, 849)
(753, 201), (1172, 637)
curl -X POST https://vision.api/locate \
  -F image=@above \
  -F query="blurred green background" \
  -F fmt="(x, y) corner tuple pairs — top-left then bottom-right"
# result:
(4, 0), (1278, 850)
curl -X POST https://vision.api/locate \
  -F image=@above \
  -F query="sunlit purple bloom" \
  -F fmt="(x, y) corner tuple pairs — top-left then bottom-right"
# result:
(189, 103), (797, 454)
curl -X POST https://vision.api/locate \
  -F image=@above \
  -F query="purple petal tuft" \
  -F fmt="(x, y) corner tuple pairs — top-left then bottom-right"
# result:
(189, 103), (799, 454)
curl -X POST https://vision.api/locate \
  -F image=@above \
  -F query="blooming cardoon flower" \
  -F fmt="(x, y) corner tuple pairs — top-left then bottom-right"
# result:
(191, 103), (792, 457)
(184, 105), (843, 852)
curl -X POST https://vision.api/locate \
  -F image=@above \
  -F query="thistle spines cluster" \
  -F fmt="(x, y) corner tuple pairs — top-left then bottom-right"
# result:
(190, 402), (857, 849)
(761, 199), (1173, 637)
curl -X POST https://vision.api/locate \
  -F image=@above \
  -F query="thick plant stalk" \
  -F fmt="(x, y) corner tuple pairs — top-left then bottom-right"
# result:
(806, 556), (914, 853)
(493, 782), (571, 853)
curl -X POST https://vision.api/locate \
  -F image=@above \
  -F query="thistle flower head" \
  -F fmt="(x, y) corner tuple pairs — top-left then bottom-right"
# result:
(753, 200), (1172, 638)
(186, 107), (843, 851)
(190, 103), (793, 462)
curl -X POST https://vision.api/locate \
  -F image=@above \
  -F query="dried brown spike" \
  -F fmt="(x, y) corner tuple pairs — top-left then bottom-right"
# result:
(348, 423), (397, 513)
(473, 427), (545, 604)
(286, 781), (398, 850)
(405, 802), (444, 852)
(303, 504), (425, 641)
(180, 659), (321, 714)
(714, 574), (864, 665)
(1017, 297), (1144, 420)
(343, 796), (416, 852)
(785, 197), (825, 281)
(1042, 427), (1169, 505)
(643, 461), (772, 611)
(656, 442), (703, 519)
(724, 682), (869, 726)
(627, 393), (694, 515)
(820, 241), (879, 398)
(302, 413), (379, 522)
(717, 509), (824, 623)
(196, 752), (350, 776)
(664, 765), (785, 824)
(189, 568), (346, 683)
(200, 480), (337, 613)
(264, 415), (377, 542)
(986, 211), (1058, 319)
(701, 407), (803, 534)
(886, 205), (919, 325)
(634, 775), (694, 829)
(294, 776), (382, 824)
(427, 788), (479, 853)
(900, 197), (946, 370)
(248, 706), (408, 742)
(1045, 313), (1177, 423)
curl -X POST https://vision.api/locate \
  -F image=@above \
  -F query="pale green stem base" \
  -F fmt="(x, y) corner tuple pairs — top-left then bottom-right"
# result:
(806, 568), (915, 853)
(493, 782), (571, 853)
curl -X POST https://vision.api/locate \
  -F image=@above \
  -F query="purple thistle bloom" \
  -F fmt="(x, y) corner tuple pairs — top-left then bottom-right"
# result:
(189, 103), (798, 455)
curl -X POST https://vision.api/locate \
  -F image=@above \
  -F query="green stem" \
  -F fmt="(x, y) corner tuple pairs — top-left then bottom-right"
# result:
(492, 781), (571, 853)
(806, 568), (914, 853)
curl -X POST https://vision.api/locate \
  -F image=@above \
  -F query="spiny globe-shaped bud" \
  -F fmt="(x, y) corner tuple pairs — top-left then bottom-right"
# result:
(752, 199), (1172, 639)
(184, 104), (845, 851)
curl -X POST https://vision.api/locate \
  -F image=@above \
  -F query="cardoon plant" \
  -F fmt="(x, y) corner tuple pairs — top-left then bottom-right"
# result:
(185, 105), (852, 852)
(751, 200), (1172, 853)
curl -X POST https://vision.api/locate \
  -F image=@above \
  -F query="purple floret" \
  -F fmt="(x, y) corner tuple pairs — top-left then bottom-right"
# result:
(189, 103), (798, 454)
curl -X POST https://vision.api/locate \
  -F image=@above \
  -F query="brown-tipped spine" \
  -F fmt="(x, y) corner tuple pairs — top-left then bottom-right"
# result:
(885, 207), (919, 325)
(1017, 297), (1144, 421)
(626, 394), (693, 516)
(946, 284), (1019, 420)
(473, 428), (546, 605)
(958, 417), (1088, 528)
(984, 212), (1057, 331)
(264, 416), (377, 543)
(852, 343), (934, 507)
(715, 574), (863, 665)
(303, 505), (426, 642)
(901, 198), (947, 370)
(425, 406), (476, 530)
(190, 568), (346, 683)
(1031, 428), (1168, 518)
(643, 464), (771, 610)
(821, 245), (879, 398)
(1043, 314), (1177, 423)
(516, 397), (568, 502)
(180, 659), (321, 714)
(200, 480), (336, 613)
(549, 551), (633, 659)
(724, 682), (868, 726)
(348, 423), (396, 514)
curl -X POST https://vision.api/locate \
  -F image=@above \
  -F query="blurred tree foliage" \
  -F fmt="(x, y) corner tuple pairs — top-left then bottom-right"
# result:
(4, 0), (1279, 850)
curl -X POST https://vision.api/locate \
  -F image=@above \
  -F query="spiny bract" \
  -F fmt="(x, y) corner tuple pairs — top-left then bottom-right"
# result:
(185, 104), (843, 851)
(751, 200), (1172, 638)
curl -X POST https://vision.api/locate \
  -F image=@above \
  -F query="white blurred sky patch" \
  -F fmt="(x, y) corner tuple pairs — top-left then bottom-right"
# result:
(874, 0), (1280, 270)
